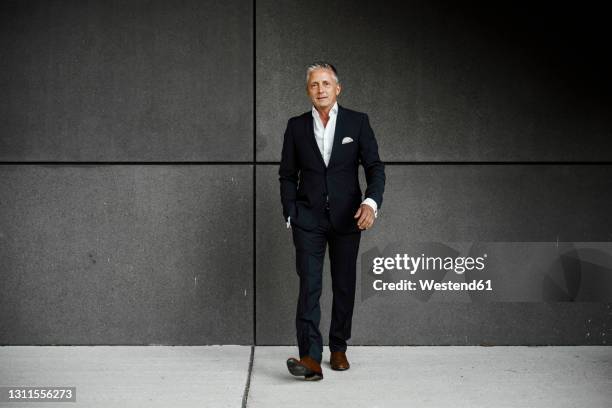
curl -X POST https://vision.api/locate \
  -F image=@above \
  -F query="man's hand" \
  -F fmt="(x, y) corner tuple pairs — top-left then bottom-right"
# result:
(354, 204), (375, 230)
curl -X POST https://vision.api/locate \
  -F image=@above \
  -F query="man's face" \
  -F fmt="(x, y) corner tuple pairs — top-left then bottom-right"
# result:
(306, 68), (341, 112)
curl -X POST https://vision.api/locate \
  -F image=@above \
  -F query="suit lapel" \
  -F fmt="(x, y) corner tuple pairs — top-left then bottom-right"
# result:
(305, 104), (345, 169)
(327, 104), (345, 169)
(305, 112), (327, 168)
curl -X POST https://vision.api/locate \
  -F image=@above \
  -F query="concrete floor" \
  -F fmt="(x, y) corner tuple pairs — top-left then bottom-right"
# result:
(1, 346), (610, 407)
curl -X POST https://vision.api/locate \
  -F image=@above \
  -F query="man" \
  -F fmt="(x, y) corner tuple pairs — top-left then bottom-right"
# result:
(279, 62), (385, 381)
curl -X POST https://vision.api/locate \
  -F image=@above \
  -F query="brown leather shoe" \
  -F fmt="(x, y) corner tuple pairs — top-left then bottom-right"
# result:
(330, 351), (350, 371)
(286, 356), (323, 381)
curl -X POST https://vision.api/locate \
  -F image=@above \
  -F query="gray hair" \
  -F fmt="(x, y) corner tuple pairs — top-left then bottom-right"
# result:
(306, 61), (340, 85)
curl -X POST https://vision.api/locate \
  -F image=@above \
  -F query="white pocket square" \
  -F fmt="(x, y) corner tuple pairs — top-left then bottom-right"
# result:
(341, 137), (353, 144)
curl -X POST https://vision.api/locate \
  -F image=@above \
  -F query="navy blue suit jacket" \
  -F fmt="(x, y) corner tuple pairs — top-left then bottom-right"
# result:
(279, 104), (385, 234)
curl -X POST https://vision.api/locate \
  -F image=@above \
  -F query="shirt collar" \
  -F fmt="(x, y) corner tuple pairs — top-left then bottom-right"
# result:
(311, 101), (339, 119)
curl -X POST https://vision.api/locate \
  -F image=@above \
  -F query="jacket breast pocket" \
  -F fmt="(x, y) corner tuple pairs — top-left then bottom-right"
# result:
(339, 136), (358, 155)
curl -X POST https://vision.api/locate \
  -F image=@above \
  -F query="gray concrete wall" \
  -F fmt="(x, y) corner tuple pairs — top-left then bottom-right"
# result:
(0, 165), (253, 344)
(256, 0), (612, 161)
(1, 0), (611, 345)
(0, 0), (254, 345)
(256, 165), (612, 345)
(1, 0), (253, 161)
(255, 0), (612, 345)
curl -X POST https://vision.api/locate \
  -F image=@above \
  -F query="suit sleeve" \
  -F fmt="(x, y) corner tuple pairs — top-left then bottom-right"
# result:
(279, 118), (299, 221)
(359, 113), (385, 210)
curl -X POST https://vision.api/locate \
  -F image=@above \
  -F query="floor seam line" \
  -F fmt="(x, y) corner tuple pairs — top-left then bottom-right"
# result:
(241, 345), (255, 408)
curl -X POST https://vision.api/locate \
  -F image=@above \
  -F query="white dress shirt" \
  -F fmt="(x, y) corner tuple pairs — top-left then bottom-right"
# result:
(286, 101), (378, 228)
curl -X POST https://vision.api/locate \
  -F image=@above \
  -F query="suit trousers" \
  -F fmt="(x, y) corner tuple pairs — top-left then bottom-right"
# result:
(291, 206), (362, 364)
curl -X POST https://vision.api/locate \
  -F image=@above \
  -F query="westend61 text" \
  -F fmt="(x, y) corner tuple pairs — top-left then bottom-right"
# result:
(373, 279), (493, 291)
